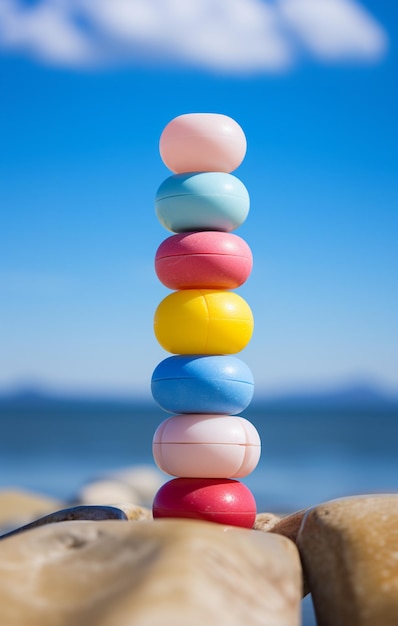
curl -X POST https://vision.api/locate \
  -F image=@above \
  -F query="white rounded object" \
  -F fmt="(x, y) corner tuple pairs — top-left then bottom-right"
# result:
(152, 414), (261, 478)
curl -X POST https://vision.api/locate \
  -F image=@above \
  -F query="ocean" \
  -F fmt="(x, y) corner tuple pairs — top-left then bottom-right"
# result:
(0, 397), (397, 625)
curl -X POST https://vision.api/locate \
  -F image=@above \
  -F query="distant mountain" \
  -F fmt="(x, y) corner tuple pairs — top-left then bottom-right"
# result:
(0, 386), (149, 406)
(0, 386), (50, 402)
(253, 382), (398, 410)
(0, 382), (397, 410)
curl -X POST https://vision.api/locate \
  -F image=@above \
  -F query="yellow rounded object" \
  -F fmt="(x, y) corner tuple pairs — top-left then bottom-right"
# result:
(154, 289), (254, 354)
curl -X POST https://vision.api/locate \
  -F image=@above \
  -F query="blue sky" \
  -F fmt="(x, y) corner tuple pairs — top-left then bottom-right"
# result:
(0, 0), (397, 398)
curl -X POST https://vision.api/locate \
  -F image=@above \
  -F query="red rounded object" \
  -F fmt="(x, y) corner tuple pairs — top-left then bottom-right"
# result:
(152, 478), (257, 528)
(155, 231), (252, 290)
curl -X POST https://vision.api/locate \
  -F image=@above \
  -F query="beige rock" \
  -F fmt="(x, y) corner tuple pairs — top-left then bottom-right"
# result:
(77, 465), (164, 508)
(116, 503), (152, 521)
(0, 489), (63, 531)
(265, 509), (309, 597)
(270, 510), (306, 545)
(297, 494), (398, 626)
(254, 512), (282, 531)
(77, 478), (141, 506)
(0, 518), (302, 626)
(110, 465), (165, 505)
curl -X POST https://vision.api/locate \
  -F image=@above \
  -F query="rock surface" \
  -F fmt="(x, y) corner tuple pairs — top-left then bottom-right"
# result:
(77, 465), (164, 508)
(267, 509), (309, 596)
(0, 489), (63, 532)
(297, 494), (398, 626)
(254, 511), (282, 531)
(0, 518), (302, 626)
(115, 503), (152, 521)
(270, 510), (306, 545)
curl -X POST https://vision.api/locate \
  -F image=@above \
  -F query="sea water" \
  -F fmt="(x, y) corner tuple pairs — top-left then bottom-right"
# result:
(1, 398), (397, 507)
(0, 397), (397, 625)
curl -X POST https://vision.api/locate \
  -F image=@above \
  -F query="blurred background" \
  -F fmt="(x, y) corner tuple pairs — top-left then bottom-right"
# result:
(0, 0), (397, 516)
(0, 2), (396, 621)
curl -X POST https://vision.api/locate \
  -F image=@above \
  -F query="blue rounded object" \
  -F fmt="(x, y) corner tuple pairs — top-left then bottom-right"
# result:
(155, 172), (250, 233)
(151, 355), (254, 415)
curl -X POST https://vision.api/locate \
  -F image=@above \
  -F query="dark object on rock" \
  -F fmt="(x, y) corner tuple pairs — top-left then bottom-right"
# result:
(0, 505), (128, 540)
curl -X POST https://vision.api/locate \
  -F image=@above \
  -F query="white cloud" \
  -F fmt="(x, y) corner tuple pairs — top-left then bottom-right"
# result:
(278, 0), (387, 61)
(77, 0), (291, 71)
(0, 0), (96, 63)
(0, 0), (388, 72)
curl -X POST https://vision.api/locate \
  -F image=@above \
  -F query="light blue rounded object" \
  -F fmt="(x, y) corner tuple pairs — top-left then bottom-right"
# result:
(151, 355), (254, 415)
(155, 172), (250, 233)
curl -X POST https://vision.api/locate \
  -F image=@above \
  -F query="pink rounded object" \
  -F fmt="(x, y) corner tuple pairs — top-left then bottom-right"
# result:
(159, 113), (247, 174)
(155, 231), (253, 290)
(152, 478), (257, 528)
(153, 414), (261, 478)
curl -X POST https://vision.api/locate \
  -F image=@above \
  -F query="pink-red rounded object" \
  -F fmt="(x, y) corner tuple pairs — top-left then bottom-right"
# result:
(159, 113), (247, 174)
(152, 478), (257, 528)
(155, 231), (253, 290)
(153, 414), (261, 478)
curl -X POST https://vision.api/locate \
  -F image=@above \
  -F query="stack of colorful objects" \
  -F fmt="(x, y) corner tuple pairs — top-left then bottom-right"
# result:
(151, 113), (260, 529)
